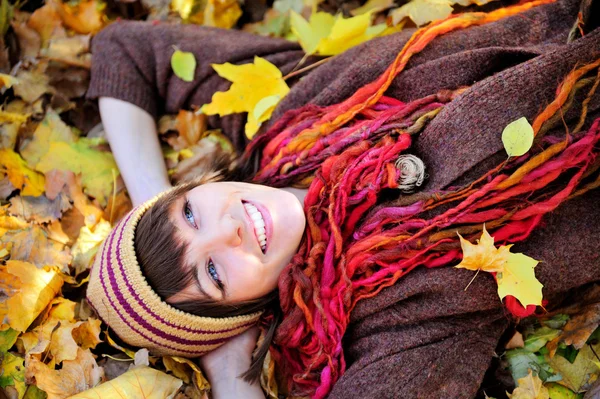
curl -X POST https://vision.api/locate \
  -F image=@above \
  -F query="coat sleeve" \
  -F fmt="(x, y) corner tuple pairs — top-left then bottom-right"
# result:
(328, 190), (600, 398)
(86, 20), (304, 150)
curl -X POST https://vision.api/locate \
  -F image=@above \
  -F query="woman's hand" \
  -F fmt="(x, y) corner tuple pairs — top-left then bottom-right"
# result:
(199, 326), (265, 399)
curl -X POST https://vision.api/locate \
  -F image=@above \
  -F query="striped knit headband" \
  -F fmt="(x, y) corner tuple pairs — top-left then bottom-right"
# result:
(86, 190), (262, 357)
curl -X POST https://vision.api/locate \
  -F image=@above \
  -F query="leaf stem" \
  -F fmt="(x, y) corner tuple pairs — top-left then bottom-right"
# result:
(284, 57), (331, 81)
(464, 268), (481, 291)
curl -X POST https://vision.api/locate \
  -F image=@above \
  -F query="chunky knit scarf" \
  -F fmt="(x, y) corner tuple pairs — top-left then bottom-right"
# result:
(243, 1), (600, 396)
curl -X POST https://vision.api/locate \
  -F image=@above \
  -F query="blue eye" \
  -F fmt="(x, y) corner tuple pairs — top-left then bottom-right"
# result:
(207, 259), (224, 292)
(184, 200), (197, 228)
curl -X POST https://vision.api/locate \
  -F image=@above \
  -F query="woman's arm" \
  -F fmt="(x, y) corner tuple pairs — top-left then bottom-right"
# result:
(99, 97), (171, 206)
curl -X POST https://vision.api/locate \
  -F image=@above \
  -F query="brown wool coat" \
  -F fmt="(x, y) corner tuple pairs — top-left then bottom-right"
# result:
(86, 0), (600, 396)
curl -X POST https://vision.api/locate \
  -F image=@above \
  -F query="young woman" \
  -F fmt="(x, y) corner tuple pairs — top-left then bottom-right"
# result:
(86, 0), (600, 397)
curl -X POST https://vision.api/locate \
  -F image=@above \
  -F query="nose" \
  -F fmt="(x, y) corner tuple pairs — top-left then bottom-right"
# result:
(219, 214), (243, 247)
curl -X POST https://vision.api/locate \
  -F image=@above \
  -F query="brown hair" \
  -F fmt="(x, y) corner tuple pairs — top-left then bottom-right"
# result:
(134, 162), (280, 383)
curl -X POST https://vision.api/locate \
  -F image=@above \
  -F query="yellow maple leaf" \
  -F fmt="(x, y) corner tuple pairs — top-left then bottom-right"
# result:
(173, 0), (242, 28)
(70, 366), (183, 398)
(290, 11), (335, 55)
(507, 370), (549, 399)
(202, 56), (290, 138)
(316, 14), (386, 56)
(455, 226), (511, 273)
(21, 108), (77, 167)
(0, 260), (63, 332)
(455, 226), (543, 308)
(290, 11), (385, 56)
(0, 149), (46, 197)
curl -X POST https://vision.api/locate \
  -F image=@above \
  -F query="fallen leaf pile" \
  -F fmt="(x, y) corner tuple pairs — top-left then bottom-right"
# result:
(0, 0), (598, 398)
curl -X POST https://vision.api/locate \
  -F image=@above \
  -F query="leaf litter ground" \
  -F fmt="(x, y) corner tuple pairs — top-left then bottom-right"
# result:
(0, 0), (599, 398)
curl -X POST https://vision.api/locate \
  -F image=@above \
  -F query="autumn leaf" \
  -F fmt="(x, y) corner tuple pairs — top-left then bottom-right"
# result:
(290, 11), (335, 54)
(0, 352), (27, 398)
(35, 138), (119, 206)
(455, 226), (543, 308)
(70, 366), (183, 399)
(496, 253), (543, 308)
(390, 0), (453, 26)
(0, 260), (63, 332)
(0, 208), (29, 236)
(4, 226), (72, 271)
(21, 108), (77, 167)
(351, 0), (395, 15)
(8, 193), (72, 224)
(203, 0), (243, 28)
(455, 226), (511, 273)
(0, 72), (19, 89)
(27, 2), (66, 45)
(171, 49), (196, 82)
(317, 13), (386, 56)
(53, 0), (105, 34)
(13, 66), (52, 103)
(0, 149), (46, 196)
(70, 218), (111, 275)
(507, 370), (549, 399)
(166, 109), (208, 150)
(163, 356), (210, 392)
(502, 117), (534, 157)
(26, 348), (104, 399)
(202, 56), (290, 138)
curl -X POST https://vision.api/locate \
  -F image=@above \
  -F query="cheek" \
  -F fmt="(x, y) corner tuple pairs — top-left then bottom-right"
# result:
(228, 261), (280, 301)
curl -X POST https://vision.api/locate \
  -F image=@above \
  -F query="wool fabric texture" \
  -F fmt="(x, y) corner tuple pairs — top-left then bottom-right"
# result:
(86, 191), (262, 357)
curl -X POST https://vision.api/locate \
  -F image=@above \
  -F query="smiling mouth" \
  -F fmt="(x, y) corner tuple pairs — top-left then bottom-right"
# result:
(242, 201), (267, 253)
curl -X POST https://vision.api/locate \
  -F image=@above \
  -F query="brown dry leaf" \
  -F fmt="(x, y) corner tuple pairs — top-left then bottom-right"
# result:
(47, 65), (90, 99)
(8, 193), (72, 223)
(13, 65), (53, 104)
(26, 348), (104, 399)
(27, 2), (66, 45)
(0, 260), (63, 332)
(506, 331), (525, 350)
(60, 207), (86, 244)
(166, 110), (208, 151)
(103, 189), (132, 225)
(45, 170), (104, 228)
(12, 12), (42, 59)
(5, 226), (72, 271)
(44, 220), (70, 245)
(42, 35), (92, 69)
(70, 366), (182, 399)
(171, 133), (235, 184)
(552, 303), (600, 350)
(53, 0), (105, 34)
(0, 149), (45, 196)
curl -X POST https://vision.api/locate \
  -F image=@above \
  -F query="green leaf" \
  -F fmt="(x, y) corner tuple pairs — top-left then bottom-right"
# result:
(171, 50), (197, 82)
(0, 352), (26, 398)
(524, 326), (560, 352)
(0, 328), (19, 353)
(548, 342), (600, 392)
(543, 314), (569, 330)
(35, 138), (119, 206)
(545, 383), (582, 399)
(502, 117), (534, 157)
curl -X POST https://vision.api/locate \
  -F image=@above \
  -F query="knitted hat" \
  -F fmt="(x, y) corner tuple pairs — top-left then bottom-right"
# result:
(86, 191), (262, 357)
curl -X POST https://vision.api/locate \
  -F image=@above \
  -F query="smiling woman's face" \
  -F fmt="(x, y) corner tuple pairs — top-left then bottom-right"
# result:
(166, 181), (306, 304)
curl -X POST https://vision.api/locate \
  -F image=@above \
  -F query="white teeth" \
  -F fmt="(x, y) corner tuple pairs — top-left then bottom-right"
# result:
(244, 202), (268, 252)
